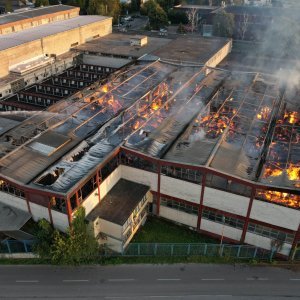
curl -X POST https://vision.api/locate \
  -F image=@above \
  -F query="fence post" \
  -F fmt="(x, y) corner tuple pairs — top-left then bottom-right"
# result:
(204, 244), (207, 255)
(154, 243), (157, 256)
(253, 247), (258, 259)
(237, 245), (241, 258)
(171, 244), (174, 256)
(187, 244), (191, 256)
(5, 240), (11, 254)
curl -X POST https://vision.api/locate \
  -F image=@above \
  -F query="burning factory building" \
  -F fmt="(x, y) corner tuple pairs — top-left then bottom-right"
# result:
(0, 35), (299, 257)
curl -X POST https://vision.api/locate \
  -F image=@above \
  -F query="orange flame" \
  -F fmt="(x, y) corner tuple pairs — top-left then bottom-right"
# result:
(257, 190), (300, 208)
(287, 164), (300, 181)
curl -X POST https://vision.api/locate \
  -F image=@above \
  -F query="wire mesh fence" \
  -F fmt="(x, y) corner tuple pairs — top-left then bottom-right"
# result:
(0, 240), (35, 254)
(116, 243), (272, 260)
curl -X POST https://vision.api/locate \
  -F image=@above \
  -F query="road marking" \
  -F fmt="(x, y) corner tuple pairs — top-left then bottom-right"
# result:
(290, 278), (300, 281)
(63, 279), (89, 282)
(108, 278), (135, 282)
(16, 280), (39, 283)
(157, 278), (181, 281)
(246, 278), (255, 280)
(258, 278), (268, 281)
(201, 278), (224, 281)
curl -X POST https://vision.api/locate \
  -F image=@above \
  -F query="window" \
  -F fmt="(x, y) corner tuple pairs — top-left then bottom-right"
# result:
(161, 197), (198, 215)
(247, 223), (294, 244)
(202, 209), (245, 230)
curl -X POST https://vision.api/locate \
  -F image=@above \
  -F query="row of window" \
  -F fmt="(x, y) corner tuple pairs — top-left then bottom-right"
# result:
(0, 180), (25, 199)
(248, 223), (294, 244)
(202, 209), (245, 230)
(160, 197), (198, 216)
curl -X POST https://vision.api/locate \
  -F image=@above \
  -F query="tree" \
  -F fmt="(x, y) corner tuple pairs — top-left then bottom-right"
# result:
(186, 7), (198, 33)
(87, 0), (121, 24)
(237, 12), (250, 40)
(213, 9), (234, 38)
(34, 207), (99, 265)
(4, 0), (12, 12)
(141, 0), (168, 30)
(177, 22), (187, 34)
(168, 9), (188, 25)
(35, 0), (50, 7)
(130, 0), (141, 12)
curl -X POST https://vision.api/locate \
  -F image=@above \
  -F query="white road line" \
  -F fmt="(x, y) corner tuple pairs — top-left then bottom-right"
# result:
(201, 278), (224, 281)
(157, 278), (181, 281)
(290, 278), (300, 281)
(63, 279), (89, 282)
(108, 278), (135, 282)
(16, 280), (39, 283)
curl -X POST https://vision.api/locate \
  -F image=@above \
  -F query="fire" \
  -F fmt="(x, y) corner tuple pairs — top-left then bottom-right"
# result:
(199, 114), (229, 138)
(133, 120), (140, 130)
(151, 101), (160, 111)
(263, 165), (283, 178)
(107, 94), (122, 113)
(257, 190), (300, 208)
(256, 107), (271, 121)
(287, 164), (300, 181)
(284, 111), (299, 125)
(101, 85), (108, 93)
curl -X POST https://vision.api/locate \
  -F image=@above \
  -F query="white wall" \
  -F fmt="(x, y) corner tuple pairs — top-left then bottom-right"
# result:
(51, 210), (69, 232)
(161, 175), (201, 205)
(82, 166), (121, 216)
(245, 232), (292, 256)
(121, 165), (158, 191)
(30, 202), (50, 223)
(200, 219), (243, 241)
(250, 200), (300, 231)
(204, 187), (250, 217)
(0, 192), (28, 212)
(160, 206), (198, 228)
(99, 218), (122, 240)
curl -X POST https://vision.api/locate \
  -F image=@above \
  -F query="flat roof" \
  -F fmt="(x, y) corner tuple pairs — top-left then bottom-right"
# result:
(86, 179), (149, 226)
(75, 33), (170, 58)
(0, 5), (77, 26)
(0, 15), (111, 51)
(153, 36), (230, 64)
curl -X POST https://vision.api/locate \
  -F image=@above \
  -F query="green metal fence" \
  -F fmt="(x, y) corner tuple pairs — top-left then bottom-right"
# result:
(104, 243), (272, 260)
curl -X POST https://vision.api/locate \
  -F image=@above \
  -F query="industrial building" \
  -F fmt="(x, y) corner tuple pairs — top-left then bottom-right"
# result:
(0, 5), (299, 258)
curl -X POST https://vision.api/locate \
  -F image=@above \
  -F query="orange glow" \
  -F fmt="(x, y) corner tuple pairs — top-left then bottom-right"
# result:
(151, 102), (160, 111)
(133, 120), (140, 130)
(263, 166), (283, 178)
(284, 111), (299, 125)
(257, 190), (300, 208)
(287, 164), (300, 181)
(101, 85), (108, 93)
(256, 107), (271, 121)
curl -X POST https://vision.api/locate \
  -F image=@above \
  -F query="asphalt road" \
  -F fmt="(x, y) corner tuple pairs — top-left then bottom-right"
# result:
(0, 264), (300, 299)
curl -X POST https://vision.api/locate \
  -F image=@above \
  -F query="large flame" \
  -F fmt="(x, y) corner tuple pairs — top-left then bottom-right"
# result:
(257, 106), (271, 121)
(287, 164), (300, 181)
(284, 111), (299, 125)
(257, 190), (300, 208)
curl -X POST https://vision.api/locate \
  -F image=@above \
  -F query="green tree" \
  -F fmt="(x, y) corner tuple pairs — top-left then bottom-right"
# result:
(35, 0), (50, 7)
(87, 0), (120, 23)
(34, 207), (99, 265)
(4, 0), (12, 12)
(141, 0), (169, 30)
(131, 0), (141, 12)
(213, 9), (234, 37)
(168, 9), (188, 25)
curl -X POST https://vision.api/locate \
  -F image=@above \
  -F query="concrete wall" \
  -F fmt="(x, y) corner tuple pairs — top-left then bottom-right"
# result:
(200, 219), (243, 241)
(203, 187), (249, 217)
(0, 18), (112, 78)
(121, 165), (158, 191)
(245, 232), (292, 256)
(161, 175), (200, 205)
(206, 39), (232, 68)
(250, 199), (300, 231)
(160, 206), (198, 228)
(51, 210), (69, 232)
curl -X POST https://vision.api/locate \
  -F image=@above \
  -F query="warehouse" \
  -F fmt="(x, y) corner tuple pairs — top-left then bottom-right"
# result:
(0, 33), (298, 257)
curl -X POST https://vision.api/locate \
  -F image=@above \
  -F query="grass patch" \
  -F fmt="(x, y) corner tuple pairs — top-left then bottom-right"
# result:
(132, 216), (218, 244)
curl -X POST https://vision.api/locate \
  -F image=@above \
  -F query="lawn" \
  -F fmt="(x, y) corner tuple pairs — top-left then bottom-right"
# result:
(132, 216), (218, 244)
